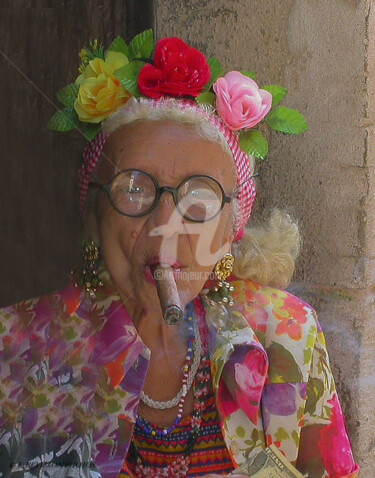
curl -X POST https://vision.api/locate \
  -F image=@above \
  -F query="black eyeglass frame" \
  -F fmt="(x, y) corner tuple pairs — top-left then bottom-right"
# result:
(89, 168), (237, 222)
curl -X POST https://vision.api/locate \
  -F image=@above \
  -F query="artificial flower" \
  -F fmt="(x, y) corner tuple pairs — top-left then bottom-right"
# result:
(49, 30), (306, 158)
(138, 37), (211, 99)
(213, 71), (272, 131)
(74, 51), (130, 123)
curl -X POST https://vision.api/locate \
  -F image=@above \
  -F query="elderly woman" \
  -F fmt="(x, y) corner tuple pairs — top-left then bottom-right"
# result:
(0, 33), (359, 478)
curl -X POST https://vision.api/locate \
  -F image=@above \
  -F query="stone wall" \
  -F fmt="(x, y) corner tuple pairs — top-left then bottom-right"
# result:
(155, 0), (375, 475)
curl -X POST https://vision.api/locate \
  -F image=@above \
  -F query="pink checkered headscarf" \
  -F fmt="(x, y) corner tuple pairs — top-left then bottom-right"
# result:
(78, 99), (256, 239)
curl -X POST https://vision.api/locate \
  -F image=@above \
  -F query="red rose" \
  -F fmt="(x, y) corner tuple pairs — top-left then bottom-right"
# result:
(138, 37), (211, 99)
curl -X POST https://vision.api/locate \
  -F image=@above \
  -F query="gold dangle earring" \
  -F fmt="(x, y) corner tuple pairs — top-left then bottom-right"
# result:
(72, 237), (103, 294)
(207, 253), (235, 306)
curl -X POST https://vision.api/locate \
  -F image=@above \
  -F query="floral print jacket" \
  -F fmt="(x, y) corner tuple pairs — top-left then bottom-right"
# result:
(0, 266), (359, 478)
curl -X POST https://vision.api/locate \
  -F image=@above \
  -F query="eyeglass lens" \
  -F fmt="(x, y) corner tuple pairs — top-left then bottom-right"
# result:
(108, 170), (224, 221)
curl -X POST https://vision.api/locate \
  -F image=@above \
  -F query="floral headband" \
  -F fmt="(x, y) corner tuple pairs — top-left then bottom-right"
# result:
(48, 30), (306, 232)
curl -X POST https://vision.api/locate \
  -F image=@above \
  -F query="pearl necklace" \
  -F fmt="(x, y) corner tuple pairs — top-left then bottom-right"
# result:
(140, 317), (202, 410)
(137, 319), (203, 436)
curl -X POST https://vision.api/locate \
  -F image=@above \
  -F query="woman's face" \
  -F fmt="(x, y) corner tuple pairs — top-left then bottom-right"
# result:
(89, 120), (237, 316)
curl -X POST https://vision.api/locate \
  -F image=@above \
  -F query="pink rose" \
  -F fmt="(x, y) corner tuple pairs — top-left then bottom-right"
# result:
(213, 71), (272, 131)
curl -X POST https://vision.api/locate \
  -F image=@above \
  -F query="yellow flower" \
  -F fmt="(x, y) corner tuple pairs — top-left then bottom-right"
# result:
(78, 48), (90, 74)
(74, 51), (130, 123)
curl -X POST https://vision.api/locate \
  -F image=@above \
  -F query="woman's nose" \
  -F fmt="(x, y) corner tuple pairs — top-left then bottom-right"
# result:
(146, 191), (185, 239)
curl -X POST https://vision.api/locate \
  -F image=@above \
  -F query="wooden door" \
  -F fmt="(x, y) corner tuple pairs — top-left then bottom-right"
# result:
(0, 1), (154, 306)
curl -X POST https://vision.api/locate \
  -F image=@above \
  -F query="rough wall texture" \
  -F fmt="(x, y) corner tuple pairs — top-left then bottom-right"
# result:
(155, 0), (374, 475)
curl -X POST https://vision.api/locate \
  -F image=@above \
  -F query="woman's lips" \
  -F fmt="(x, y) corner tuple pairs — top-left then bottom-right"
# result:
(143, 256), (182, 285)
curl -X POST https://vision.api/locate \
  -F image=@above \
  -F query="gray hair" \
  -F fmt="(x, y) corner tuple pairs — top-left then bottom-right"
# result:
(102, 97), (233, 158)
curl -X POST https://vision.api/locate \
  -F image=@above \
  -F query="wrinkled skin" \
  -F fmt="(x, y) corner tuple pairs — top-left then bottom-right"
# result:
(87, 120), (238, 430)
(88, 120), (237, 324)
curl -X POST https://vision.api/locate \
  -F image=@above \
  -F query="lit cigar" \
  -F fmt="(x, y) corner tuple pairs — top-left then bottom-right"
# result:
(151, 264), (183, 325)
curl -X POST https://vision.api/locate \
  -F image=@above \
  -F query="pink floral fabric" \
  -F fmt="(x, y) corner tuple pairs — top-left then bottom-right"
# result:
(212, 279), (359, 478)
(0, 266), (359, 477)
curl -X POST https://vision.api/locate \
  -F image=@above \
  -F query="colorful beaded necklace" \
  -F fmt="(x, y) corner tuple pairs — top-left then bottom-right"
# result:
(136, 317), (202, 436)
(128, 304), (211, 478)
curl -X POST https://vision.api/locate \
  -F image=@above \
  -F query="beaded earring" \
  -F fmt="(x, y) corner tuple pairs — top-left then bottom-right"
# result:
(72, 237), (103, 294)
(206, 253), (235, 306)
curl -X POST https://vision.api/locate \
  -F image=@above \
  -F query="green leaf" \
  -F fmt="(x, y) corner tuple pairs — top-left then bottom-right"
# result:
(128, 29), (154, 60)
(267, 342), (304, 383)
(107, 399), (121, 414)
(89, 39), (105, 59)
(244, 440), (254, 446)
(108, 36), (129, 57)
(236, 426), (246, 438)
(239, 130), (269, 160)
(274, 427), (289, 442)
(63, 394), (75, 407)
(63, 326), (78, 341)
(241, 70), (256, 80)
(204, 57), (224, 91)
(306, 325), (317, 349)
(305, 377), (325, 416)
(84, 122), (102, 141)
(262, 84), (287, 107)
(56, 83), (79, 108)
(47, 107), (79, 132)
(297, 404), (305, 421)
(196, 91), (216, 106)
(266, 106), (307, 135)
(34, 393), (49, 408)
(114, 61), (145, 97)
(291, 430), (300, 447)
(303, 347), (313, 365)
(323, 405), (332, 419)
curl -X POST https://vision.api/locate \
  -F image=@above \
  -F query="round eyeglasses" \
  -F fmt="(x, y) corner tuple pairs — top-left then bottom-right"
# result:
(89, 169), (235, 222)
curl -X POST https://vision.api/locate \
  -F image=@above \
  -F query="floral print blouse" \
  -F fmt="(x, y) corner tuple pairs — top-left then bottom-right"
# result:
(0, 265), (359, 477)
